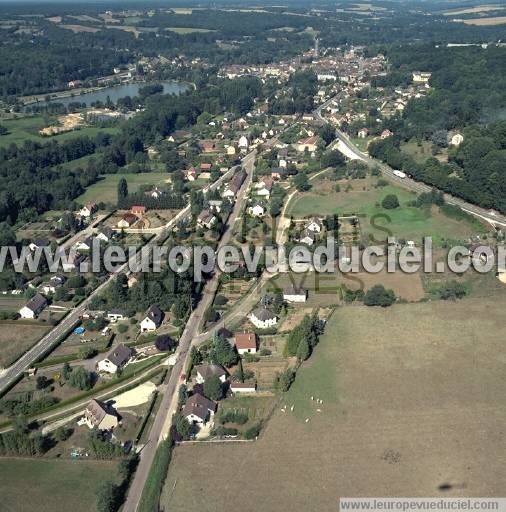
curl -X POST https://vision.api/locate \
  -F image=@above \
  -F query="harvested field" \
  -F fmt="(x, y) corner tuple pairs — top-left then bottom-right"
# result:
(162, 297), (506, 510)
(0, 321), (50, 368)
(462, 16), (506, 25)
(0, 458), (117, 512)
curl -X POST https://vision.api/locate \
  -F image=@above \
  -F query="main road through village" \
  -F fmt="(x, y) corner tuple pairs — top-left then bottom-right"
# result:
(121, 150), (256, 512)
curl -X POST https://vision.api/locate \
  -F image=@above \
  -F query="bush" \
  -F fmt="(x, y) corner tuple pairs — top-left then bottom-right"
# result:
(212, 425), (238, 437)
(117, 324), (128, 334)
(381, 194), (400, 209)
(214, 294), (228, 306)
(439, 281), (467, 300)
(334, 183), (341, 193)
(259, 348), (271, 356)
(364, 285), (396, 307)
(219, 410), (248, 425)
(243, 424), (261, 440)
(155, 335), (176, 352)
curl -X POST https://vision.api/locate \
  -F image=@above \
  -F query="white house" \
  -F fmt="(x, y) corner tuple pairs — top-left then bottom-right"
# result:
(97, 343), (133, 374)
(97, 227), (114, 243)
(197, 209), (217, 230)
(238, 135), (249, 150)
(140, 305), (164, 332)
(230, 382), (257, 394)
(283, 286), (308, 303)
(248, 203), (265, 217)
(79, 203), (97, 218)
(107, 309), (127, 322)
(28, 239), (50, 252)
(182, 393), (216, 425)
(19, 293), (47, 319)
(306, 217), (323, 233)
(249, 307), (277, 329)
(74, 236), (94, 251)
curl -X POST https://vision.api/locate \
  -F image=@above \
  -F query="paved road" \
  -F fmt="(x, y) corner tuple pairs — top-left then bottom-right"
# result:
(315, 98), (506, 228)
(121, 151), (256, 512)
(0, 162), (241, 395)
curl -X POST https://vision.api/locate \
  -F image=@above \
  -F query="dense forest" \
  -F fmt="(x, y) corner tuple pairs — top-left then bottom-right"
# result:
(369, 43), (506, 214)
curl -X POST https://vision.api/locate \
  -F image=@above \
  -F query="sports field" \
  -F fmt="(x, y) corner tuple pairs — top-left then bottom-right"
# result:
(162, 297), (506, 510)
(0, 458), (117, 512)
(76, 172), (170, 204)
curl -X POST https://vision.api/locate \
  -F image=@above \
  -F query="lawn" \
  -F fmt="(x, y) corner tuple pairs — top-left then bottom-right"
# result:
(76, 172), (170, 204)
(286, 177), (483, 245)
(0, 116), (120, 148)
(162, 297), (506, 510)
(0, 458), (117, 512)
(0, 321), (50, 368)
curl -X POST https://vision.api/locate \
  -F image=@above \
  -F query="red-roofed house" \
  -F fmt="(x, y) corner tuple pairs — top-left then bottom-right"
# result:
(131, 205), (146, 216)
(234, 332), (257, 355)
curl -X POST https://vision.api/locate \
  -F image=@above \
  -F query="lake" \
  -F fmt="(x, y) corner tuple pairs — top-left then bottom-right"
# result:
(31, 81), (189, 108)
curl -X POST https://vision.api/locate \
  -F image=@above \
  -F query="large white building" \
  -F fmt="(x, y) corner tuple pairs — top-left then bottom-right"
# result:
(248, 307), (278, 329)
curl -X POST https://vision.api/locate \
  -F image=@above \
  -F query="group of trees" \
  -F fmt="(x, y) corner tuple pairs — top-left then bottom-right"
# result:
(284, 313), (322, 361)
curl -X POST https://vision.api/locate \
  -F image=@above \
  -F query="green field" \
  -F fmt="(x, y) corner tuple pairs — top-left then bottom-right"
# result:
(0, 458), (117, 512)
(286, 177), (483, 244)
(162, 297), (506, 510)
(77, 172), (170, 204)
(0, 116), (120, 148)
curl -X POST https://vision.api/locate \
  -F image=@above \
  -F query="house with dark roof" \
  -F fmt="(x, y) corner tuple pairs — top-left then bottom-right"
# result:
(97, 226), (114, 243)
(195, 364), (227, 384)
(140, 305), (164, 332)
(182, 393), (216, 425)
(248, 307), (278, 329)
(97, 343), (133, 374)
(28, 239), (50, 252)
(83, 399), (118, 430)
(19, 293), (48, 319)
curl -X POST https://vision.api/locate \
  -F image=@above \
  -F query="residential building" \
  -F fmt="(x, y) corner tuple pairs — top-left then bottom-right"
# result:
(131, 205), (146, 216)
(248, 203), (265, 217)
(234, 332), (257, 355)
(230, 382), (257, 394)
(28, 239), (50, 252)
(182, 393), (216, 425)
(306, 217), (323, 233)
(140, 304), (164, 332)
(79, 203), (97, 218)
(107, 309), (127, 322)
(97, 343), (133, 374)
(283, 286), (308, 303)
(117, 213), (138, 228)
(197, 209), (217, 229)
(195, 364), (227, 384)
(83, 400), (118, 430)
(296, 135), (319, 152)
(19, 293), (47, 319)
(97, 227), (114, 243)
(249, 307), (278, 329)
